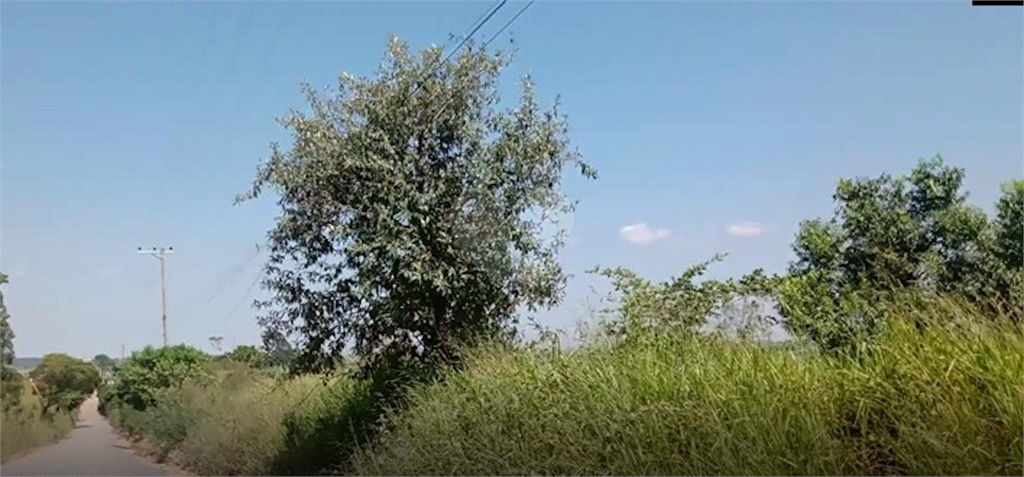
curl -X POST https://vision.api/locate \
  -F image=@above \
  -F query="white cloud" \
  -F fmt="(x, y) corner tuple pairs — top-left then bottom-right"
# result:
(727, 222), (764, 237)
(619, 223), (671, 245)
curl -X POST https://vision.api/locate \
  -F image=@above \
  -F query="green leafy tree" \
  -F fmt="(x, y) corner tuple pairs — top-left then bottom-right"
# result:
(0, 273), (22, 411)
(994, 179), (1023, 270)
(0, 273), (14, 367)
(29, 353), (102, 413)
(780, 156), (1021, 352)
(238, 37), (596, 376)
(106, 345), (209, 411)
(92, 354), (116, 376)
(260, 329), (296, 368)
(225, 345), (267, 368)
(0, 365), (23, 411)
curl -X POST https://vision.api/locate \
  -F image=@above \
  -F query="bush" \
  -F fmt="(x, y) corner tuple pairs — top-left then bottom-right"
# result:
(224, 345), (267, 368)
(106, 345), (210, 412)
(1, 366), (24, 411)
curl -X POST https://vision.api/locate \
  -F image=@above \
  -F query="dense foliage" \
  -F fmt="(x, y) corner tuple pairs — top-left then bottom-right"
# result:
(0, 273), (20, 411)
(92, 354), (115, 375)
(103, 345), (210, 412)
(239, 37), (596, 377)
(0, 273), (14, 368)
(590, 255), (780, 343)
(261, 329), (296, 368)
(777, 157), (1023, 353)
(224, 345), (267, 368)
(28, 354), (101, 413)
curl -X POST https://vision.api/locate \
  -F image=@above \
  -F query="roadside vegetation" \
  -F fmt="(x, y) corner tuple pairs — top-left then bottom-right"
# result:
(0, 274), (102, 463)
(83, 37), (1024, 475)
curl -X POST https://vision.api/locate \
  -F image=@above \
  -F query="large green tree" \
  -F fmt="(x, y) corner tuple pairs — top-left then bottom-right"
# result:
(779, 156), (1023, 352)
(29, 353), (102, 413)
(0, 273), (14, 367)
(238, 38), (595, 376)
(225, 345), (267, 368)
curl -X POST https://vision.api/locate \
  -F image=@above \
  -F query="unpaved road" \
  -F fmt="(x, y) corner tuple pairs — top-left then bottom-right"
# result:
(1, 395), (186, 476)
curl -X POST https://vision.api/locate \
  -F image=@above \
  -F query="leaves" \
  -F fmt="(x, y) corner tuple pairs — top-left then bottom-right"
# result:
(29, 353), (102, 413)
(108, 345), (210, 411)
(225, 345), (268, 368)
(0, 272), (14, 368)
(239, 37), (594, 377)
(994, 179), (1023, 270)
(590, 255), (782, 343)
(780, 156), (1024, 352)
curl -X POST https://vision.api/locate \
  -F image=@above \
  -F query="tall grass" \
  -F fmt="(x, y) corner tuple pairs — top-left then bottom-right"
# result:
(101, 296), (1022, 476)
(351, 298), (1023, 476)
(0, 386), (77, 463)
(174, 372), (329, 475)
(103, 360), (376, 476)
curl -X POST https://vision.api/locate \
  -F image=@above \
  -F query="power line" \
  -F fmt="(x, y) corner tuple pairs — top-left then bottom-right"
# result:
(200, 244), (262, 306)
(483, 0), (535, 49)
(428, 0), (536, 124)
(454, 0), (505, 50)
(440, 0), (508, 67)
(410, 0), (509, 97)
(226, 269), (264, 320)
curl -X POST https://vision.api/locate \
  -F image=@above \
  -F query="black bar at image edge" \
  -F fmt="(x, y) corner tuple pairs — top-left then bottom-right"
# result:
(973, 0), (1024, 6)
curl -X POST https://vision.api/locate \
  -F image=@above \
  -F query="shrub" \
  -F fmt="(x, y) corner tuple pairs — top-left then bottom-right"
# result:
(1, 366), (24, 412)
(107, 345), (210, 412)
(224, 345), (267, 368)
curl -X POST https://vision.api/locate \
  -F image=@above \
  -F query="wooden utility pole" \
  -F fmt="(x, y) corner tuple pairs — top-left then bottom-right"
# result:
(138, 247), (173, 347)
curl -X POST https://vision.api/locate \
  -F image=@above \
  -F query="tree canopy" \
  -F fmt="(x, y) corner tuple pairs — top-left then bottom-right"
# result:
(778, 156), (1023, 352)
(239, 37), (596, 376)
(29, 353), (102, 413)
(225, 345), (267, 368)
(0, 273), (14, 368)
(92, 354), (116, 375)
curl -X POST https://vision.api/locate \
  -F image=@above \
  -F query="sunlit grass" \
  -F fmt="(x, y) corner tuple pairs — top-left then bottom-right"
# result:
(101, 295), (1023, 476)
(0, 387), (77, 463)
(352, 297), (1023, 476)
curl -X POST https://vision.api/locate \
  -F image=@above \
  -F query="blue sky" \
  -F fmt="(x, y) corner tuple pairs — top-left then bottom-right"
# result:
(2, 1), (1021, 359)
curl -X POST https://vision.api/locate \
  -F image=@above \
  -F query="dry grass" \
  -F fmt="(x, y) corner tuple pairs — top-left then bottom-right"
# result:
(0, 387), (77, 463)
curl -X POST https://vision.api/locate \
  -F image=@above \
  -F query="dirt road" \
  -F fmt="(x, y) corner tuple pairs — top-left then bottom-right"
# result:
(1, 395), (186, 476)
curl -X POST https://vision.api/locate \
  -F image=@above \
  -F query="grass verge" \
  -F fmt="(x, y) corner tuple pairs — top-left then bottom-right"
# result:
(0, 387), (78, 463)
(100, 298), (1023, 476)
(351, 301), (1023, 476)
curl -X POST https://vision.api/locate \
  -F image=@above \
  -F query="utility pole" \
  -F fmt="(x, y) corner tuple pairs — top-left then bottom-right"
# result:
(138, 246), (173, 347)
